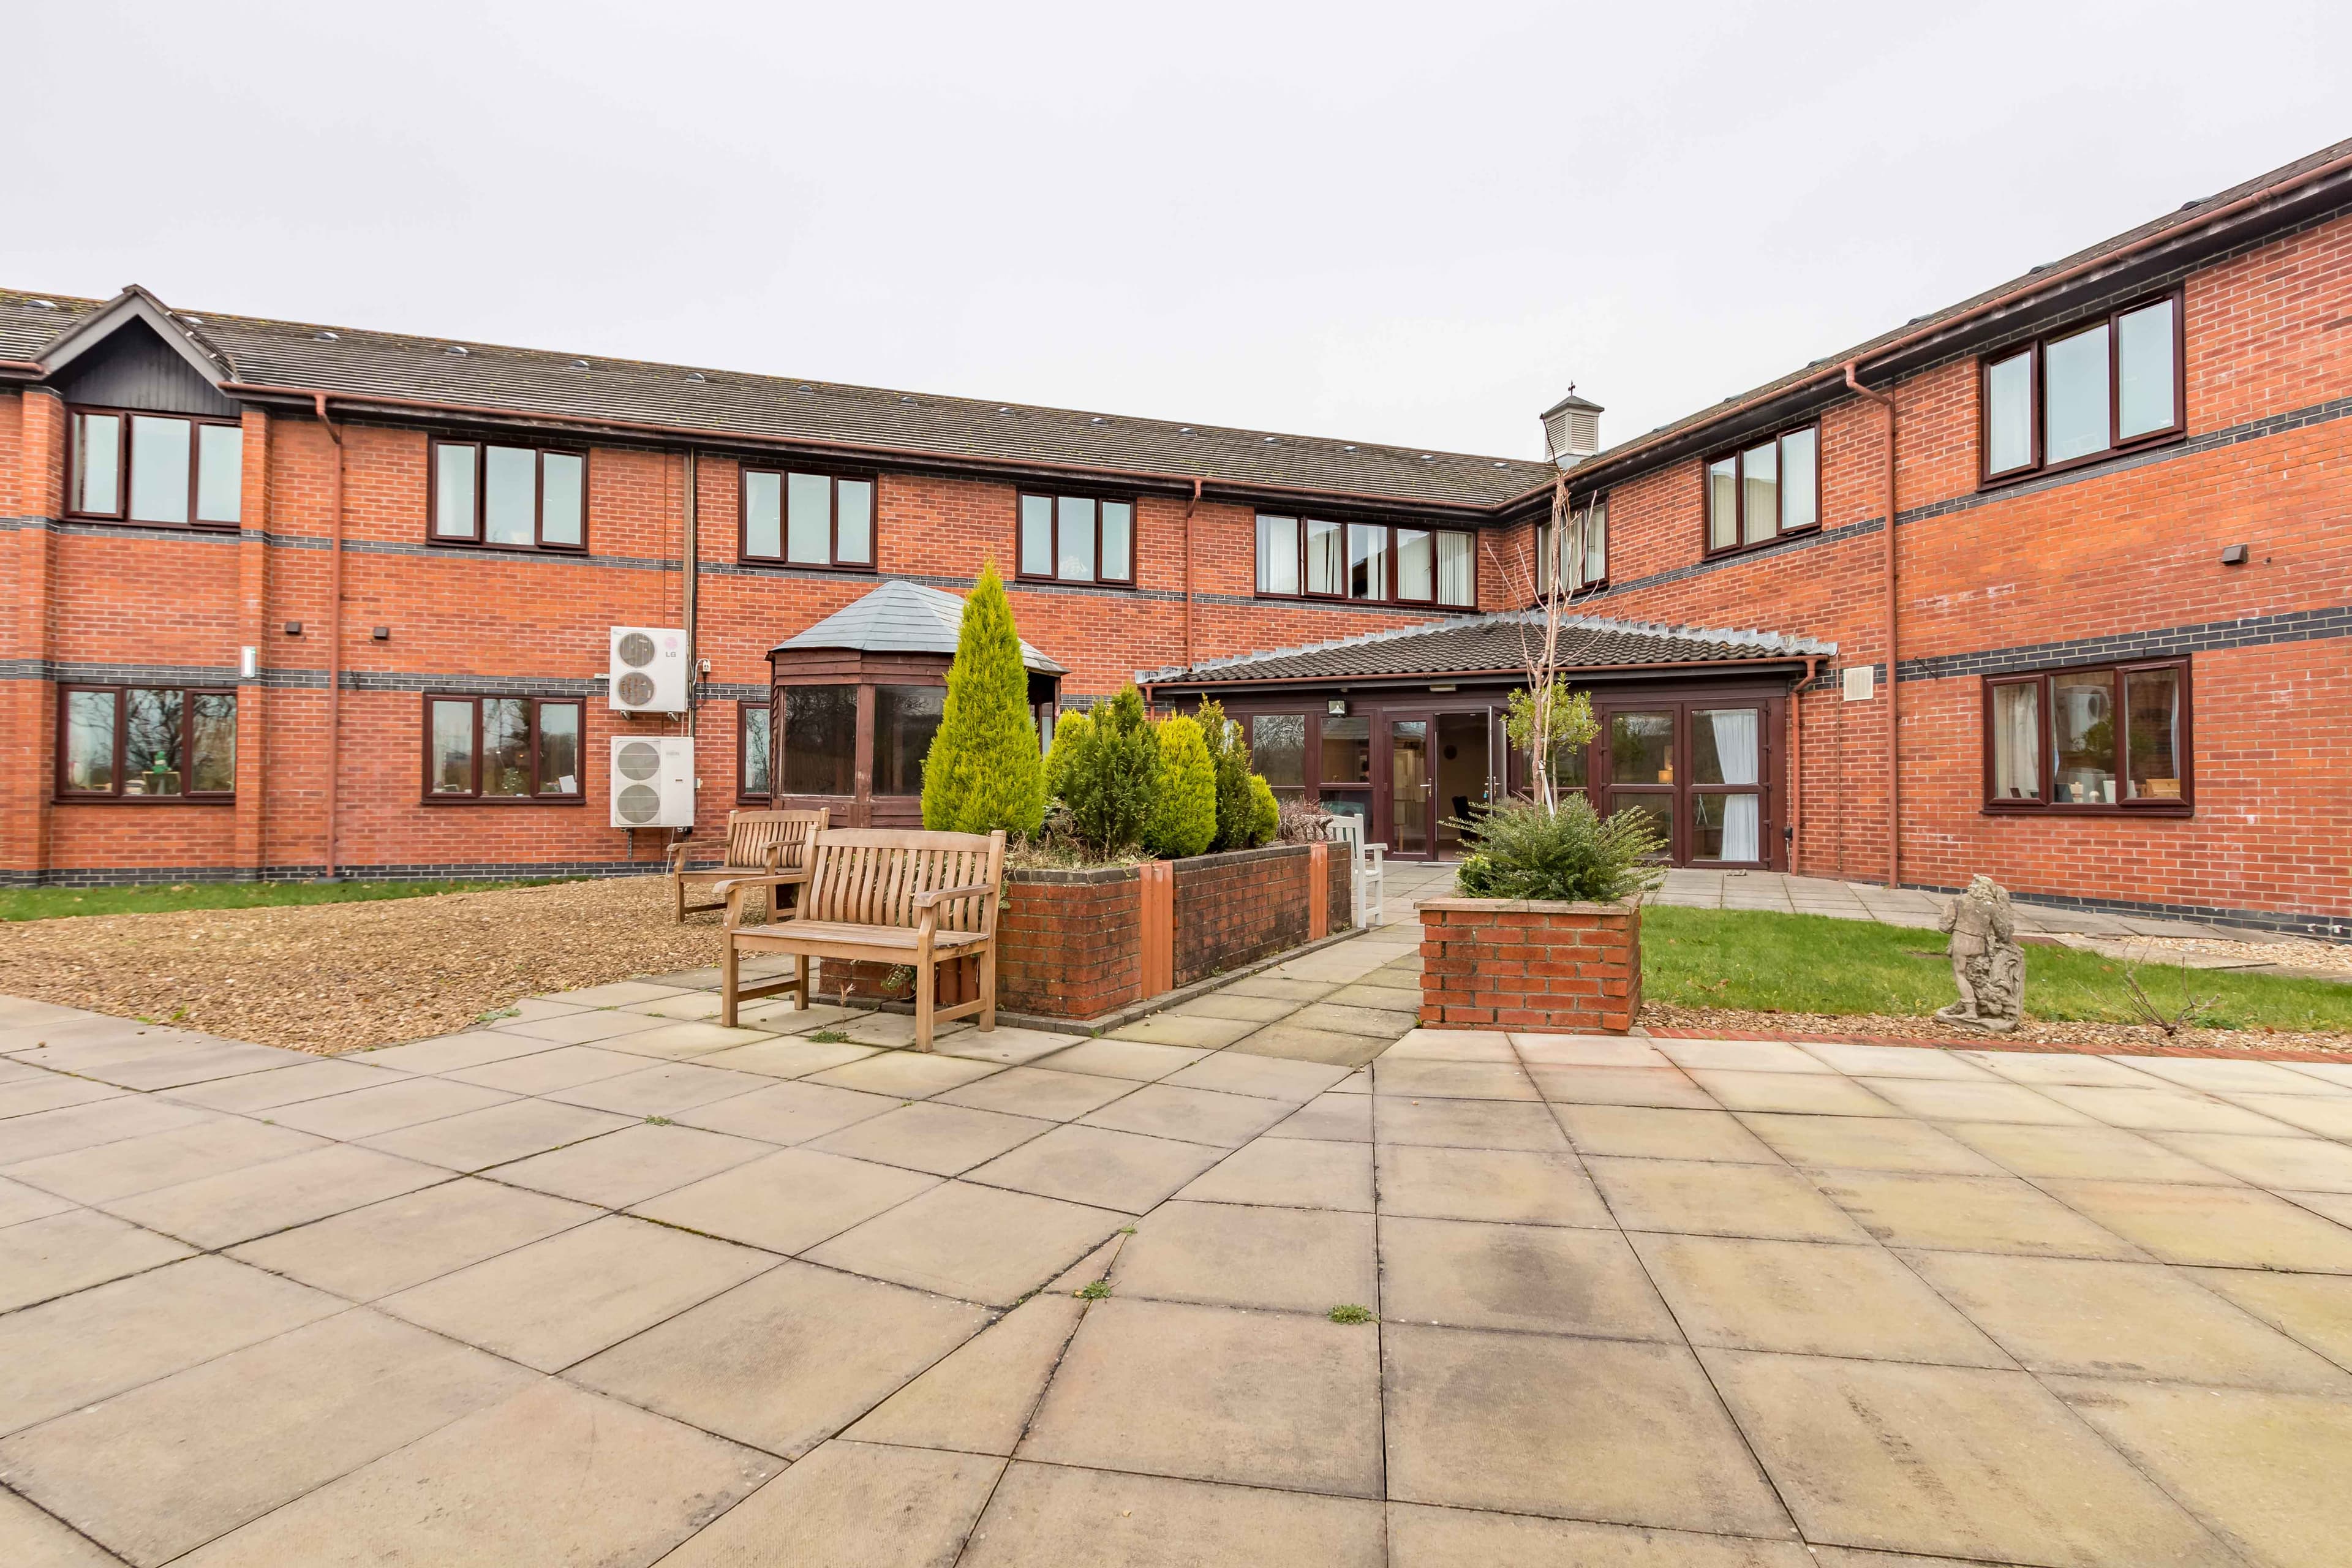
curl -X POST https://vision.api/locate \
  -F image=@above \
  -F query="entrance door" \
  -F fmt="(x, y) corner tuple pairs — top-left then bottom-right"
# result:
(1602, 707), (1678, 861)
(1597, 699), (1774, 868)
(1434, 710), (1492, 856)
(1385, 714), (1433, 859)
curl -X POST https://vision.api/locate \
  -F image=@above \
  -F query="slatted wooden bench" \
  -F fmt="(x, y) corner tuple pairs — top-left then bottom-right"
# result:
(669, 808), (828, 924)
(717, 827), (1006, 1050)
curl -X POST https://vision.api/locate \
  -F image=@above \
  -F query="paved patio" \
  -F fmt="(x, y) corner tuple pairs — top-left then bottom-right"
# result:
(6, 956), (2352, 1567)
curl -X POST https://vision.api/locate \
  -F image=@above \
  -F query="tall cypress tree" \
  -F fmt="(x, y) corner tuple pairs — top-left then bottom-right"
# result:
(922, 562), (1047, 837)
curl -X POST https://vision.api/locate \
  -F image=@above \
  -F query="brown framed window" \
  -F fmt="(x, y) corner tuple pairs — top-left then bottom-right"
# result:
(1251, 713), (1307, 801)
(423, 695), (584, 801)
(1980, 292), (2184, 485)
(429, 441), (587, 551)
(777, 684), (858, 796)
(738, 700), (772, 800)
(741, 468), (875, 568)
(1256, 515), (1476, 608)
(1018, 492), (1134, 586)
(1983, 658), (2191, 812)
(1536, 494), (1608, 597)
(56, 685), (236, 801)
(1705, 424), (1819, 554)
(67, 408), (243, 528)
(873, 686), (944, 795)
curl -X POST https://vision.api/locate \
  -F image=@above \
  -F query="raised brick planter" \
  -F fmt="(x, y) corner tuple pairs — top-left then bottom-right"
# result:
(1417, 896), (1642, 1033)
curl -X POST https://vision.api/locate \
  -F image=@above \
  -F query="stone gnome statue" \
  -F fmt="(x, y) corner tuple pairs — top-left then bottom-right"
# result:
(1936, 875), (2024, 1032)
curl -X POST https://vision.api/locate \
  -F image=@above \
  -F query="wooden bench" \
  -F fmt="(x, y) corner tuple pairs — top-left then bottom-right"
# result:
(669, 809), (828, 924)
(717, 827), (1006, 1050)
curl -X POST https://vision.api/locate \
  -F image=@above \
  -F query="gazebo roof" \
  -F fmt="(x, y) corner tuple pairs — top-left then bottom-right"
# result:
(769, 578), (1068, 676)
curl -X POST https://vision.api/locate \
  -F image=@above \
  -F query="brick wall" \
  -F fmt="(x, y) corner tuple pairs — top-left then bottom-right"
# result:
(996, 865), (1142, 1019)
(1417, 897), (1641, 1033)
(1170, 844), (1311, 986)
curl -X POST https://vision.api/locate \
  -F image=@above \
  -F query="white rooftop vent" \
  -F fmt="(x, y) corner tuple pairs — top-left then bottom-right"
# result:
(1542, 388), (1604, 467)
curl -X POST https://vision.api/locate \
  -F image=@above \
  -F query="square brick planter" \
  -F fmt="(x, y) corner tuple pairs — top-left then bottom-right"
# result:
(1417, 896), (1642, 1033)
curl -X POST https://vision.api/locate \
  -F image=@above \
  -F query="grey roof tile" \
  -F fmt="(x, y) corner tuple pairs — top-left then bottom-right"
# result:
(772, 579), (1067, 674)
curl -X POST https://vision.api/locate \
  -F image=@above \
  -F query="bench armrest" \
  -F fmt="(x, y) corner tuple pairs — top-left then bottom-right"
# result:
(910, 881), (997, 910)
(714, 869), (810, 929)
(666, 841), (692, 873)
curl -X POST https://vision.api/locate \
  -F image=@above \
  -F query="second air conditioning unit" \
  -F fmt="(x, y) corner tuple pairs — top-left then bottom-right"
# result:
(609, 625), (689, 713)
(609, 736), (695, 829)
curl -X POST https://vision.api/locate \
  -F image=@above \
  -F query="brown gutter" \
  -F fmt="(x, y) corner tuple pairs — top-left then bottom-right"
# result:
(1146, 652), (1819, 693)
(1182, 478), (1202, 669)
(1842, 364), (1898, 890)
(1789, 653), (1820, 870)
(312, 393), (345, 880)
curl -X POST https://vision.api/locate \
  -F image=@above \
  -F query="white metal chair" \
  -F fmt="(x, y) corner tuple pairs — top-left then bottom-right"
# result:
(1327, 814), (1385, 928)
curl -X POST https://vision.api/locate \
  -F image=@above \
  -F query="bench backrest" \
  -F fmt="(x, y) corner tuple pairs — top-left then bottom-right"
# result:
(801, 827), (1006, 935)
(723, 809), (829, 870)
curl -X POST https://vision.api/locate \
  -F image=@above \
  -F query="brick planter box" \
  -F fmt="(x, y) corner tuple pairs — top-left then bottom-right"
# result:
(1417, 896), (1642, 1033)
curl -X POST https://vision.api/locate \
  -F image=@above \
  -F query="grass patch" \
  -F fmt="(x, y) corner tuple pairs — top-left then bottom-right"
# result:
(0, 879), (568, 923)
(1642, 906), (2352, 1034)
(1074, 1280), (1111, 1300)
(1327, 1303), (1376, 1325)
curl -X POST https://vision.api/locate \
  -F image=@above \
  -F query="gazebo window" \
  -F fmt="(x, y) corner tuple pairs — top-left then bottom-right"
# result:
(778, 685), (856, 795)
(875, 686), (945, 796)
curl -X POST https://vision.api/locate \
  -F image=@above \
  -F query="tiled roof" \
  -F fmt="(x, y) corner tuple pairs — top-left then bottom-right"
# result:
(0, 288), (1542, 511)
(1137, 611), (1835, 686)
(771, 579), (1067, 674)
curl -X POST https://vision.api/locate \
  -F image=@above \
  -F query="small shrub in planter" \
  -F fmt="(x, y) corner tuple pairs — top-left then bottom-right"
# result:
(1044, 685), (1159, 858)
(1143, 715), (1218, 859)
(1453, 794), (1664, 903)
(1196, 699), (1275, 852)
(1244, 774), (1280, 847)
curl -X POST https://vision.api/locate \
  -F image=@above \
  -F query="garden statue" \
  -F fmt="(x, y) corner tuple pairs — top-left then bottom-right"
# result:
(1936, 874), (2023, 1032)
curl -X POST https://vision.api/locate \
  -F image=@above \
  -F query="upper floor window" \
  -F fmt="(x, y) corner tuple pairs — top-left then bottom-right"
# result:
(1019, 492), (1134, 586)
(742, 468), (875, 568)
(1706, 424), (1818, 554)
(431, 440), (586, 551)
(1983, 657), (2190, 812)
(69, 409), (242, 528)
(1536, 495), (1608, 597)
(1981, 293), (2182, 484)
(58, 685), (236, 800)
(1254, 514), (1476, 608)
(424, 695), (584, 802)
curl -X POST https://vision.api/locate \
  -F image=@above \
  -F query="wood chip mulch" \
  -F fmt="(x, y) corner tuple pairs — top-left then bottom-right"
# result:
(0, 877), (728, 1054)
(1642, 1003), (2352, 1060)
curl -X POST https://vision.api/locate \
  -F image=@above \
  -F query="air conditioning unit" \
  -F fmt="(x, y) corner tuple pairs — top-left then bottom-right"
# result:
(609, 736), (695, 829)
(609, 625), (689, 713)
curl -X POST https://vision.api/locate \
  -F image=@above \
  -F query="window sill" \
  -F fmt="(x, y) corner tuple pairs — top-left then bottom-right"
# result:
(1981, 802), (2192, 818)
(735, 557), (878, 573)
(421, 795), (586, 806)
(1702, 525), (1823, 564)
(428, 538), (590, 556)
(1254, 591), (1479, 612)
(1014, 574), (1136, 590)
(1976, 429), (2186, 492)
(62, 515), (241, 533)
(53, 794), (236, 806)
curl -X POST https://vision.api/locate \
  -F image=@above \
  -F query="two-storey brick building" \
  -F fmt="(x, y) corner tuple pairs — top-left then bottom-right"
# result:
(4, 137), (2346, 935)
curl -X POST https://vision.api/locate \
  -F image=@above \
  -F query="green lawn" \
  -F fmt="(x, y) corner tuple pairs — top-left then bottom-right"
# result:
(1642, 905), (2352, 1034)
(0, 880), (568, 923)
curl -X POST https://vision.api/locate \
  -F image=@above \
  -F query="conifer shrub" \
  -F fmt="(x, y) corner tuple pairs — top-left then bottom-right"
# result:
(1196, 700), (1265, 852)
(1245, 774), (1280, 847)
(921, 562), (1047, 837)
(1042, 684), (1159, 857)
(1144, 715), (1218, 858)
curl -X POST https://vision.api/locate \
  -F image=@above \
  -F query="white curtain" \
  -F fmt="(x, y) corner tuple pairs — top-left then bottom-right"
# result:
(1436, 530), (1474, 606)
(1709, 709), (1760, 862)
(1992, 683), (2040, 799)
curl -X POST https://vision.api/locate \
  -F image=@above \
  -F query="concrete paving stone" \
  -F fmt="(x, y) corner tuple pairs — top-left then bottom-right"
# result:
(1177, 1136), (1375, 1212)
(1510, 1033), (1675, 1066)
(618, 989), (728, 1019)
(1941, 1120), (2236, 1184)
(2282, 1060), (2352, 1090)
(0, 1309), (533, 1568)
(0, 1096), (217, 1166)
(1586, 1156), (1873, 1243)
(2189, 1268), (2352, 1370)
(1797, 1041), (1997, 1080)
(356, 1096), (633, 1171)
(0, 1174), (75, 1226)
(439, 1042), (653, 1094)
(671, 1079), (899, 1144)
(2288, 1188), (2352, 1228)
(0, 1487), (123, 1567)
(227, 1178), (598, 1302)
(1687, 1070), (1901, 1117)
(829, 1012), (974, 1050)
(1553, 1105), (1782, 1163)
(1706, 1350), (2231, 1566)
(1906, 1251), (2350, 1390)
(0, 1074), (130, 1120)
(2218, 1093), (2352, 1139)
(934, 1063), (1137, 1121)
(1113, 1200), (1376, 1313)
(102, 1144), (444, 1250)
(1048, 1234), (1125, 1293)
(1384, 1324), (1789, 1535)
(1815, 1169), (2144, 1259)
(2120, 1055), (2348, 1096)
(2050, 1376), (2352, 1568)
(0, 996), (97, 1028)
(631, 1146), (938, 1254)
(9, 1117), (326, 1204)
(1736, 1112), (2003, 1175)
(546, 1059), (772, 1117)
(1375, 1145), (1611, 1227)
(809, 1101), (1055, 1175)
(1320, 982), (1423, 1014)
(2040, 1179), (2352, 1271)
(1107, 1012), (1262, 1049)
(1285, 1001), (1419, 1041)
(1163, 1050), (1353, 1102)
(1227, 1022), (1393, 1067)
(2150, 1131), (2352, 1193)
(170, 1379), (778, 1568)
(962, 1462), (1384, 1568)
(1215, 975), (1338, 1003)
(0, 1256), (344, 1437)
(500, 995), (598, 1020)
(0, 1027), (218, 1069)
(688, 1036), (881, 1079)
(1526, 1064), (1719, 1109)
(846, 1293), (1084, 1454)
(1268, 1091), (1373, 1141)
(263, 1077), (516, 1140)
(1380, 1215), (1676, 1338)
(1634, 1233), (2008, 1366)
(1170, 992), (1301, 1023)
(654, 1438), (1003, 1567)
(804, 1179), (1126, 1306)
(491, 1121), (772, 1208)
(735, 998), (858, 1031)
(66, 1041), (309, 1093)
(491, 1008), (676, 1046)
(2037, 1084), (2300, 1136)
(380, 1214), (774, 1371)
(1373, 1057), (1539, 1100)
(965, 1122), (1227, 1213)
(600, 1020), (782, 1061)
(548, 980), (692, 1008)
(162, 1057), (402, 1112)
(1958, 1049), (2166, 1087)
(572, 1259), (990, 1458)
(1858, 1076), (2097, 1126)
(1384, 1502), (1814, 1567)
(802, 1050), (1003, 1099)
(1655, 1038), (1830, 1074)
(1374, 1096), (1571, 1151)
(1079, 1082), (1295, 1147)
(936, 1026), (1084, 1066)
(1022, 1296), (1382, 1496)
(349, 1030), (557, 1074)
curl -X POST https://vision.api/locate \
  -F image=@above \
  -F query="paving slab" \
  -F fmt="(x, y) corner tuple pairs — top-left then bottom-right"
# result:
(2152, 1130), (2352, 1192)
(1814, 1169), (2145, 1259)
(1079, 1082), (1295, 1147)
(1526, 1063), (1718, 1109)
(490, 1121), (771, 1208)
(0, 1074), (130, 1120)
(1374, 1096), (1570, 1151)
(356, 1096), (633, 1170)
(654, 1439), (1003, 1567)
(2038, 1178), (2352, 1271)
(670, 1078), (897, 1143)
(1586, 1156), (1873, 1243)
(937, 1026), (1090, 1066)
(1268, 1090), (1374, 1142)
(1796, 1041), (1998, 1080)
(966, 1122), (1226, 1213)
(349, 1030), (558, 1074)
(1656, 1038), (1830, 1074)
(688, 1036), (880, 1078)
(1375, 1144), (1610, 1227)
(802, 1049), (1002, 1099)
(846, 1293), (1085, 1454)
(807, 1101), (1055, 1175)
(1555, 1104), (1781, 1163)
(1114, 1200), (1376, 1313)
(1511, 1033), (1674, 1066)
(1384, 1028), (1517, 1062)
(545, 1060), (771, 1117)
(0, 1487), (123, 1568)
(1229, 1021), (1394, 1067)
(0, 1208), (192, 1312)
(962, 1462), (1384, 1568)
(628, 1145), (938, 1255)
(1384, 1502), (1813, 1567)
(438, 1043), (653, 1094)
(1286, 1001), (1420, 1040)
(828, 1012), (974, 1050)
(1858, 1076), (2100, 1126)
(2037, 1084), (2298, 1136)
(2217, 1093), (2352, 1139)
(490, 1008), (675, 1045)
(1632, 1232), (2008, 1366)
(1163, 1050), (1353, 1101)
(1109, 1012), (1265, 1049)
(1959, 1049), (2168, 1087)
(1735, 1112), (2008, 1175)
(1177, 1136), (1375, 1212)
(263, 1077), (514, 1140)
(160, 1057), (400, 1112)
(802, 1180), (1126, 1306)
(1940, 1119), (2234, 1184)
(1688, 1069), (1901, 1117)
(2190, 1268), (2352, 1368)
(601, 1020), (780, 1060)
(9, 1117), (326, 1204)
(1379, 1215), (1677, 1338)
(0, 1174), (75, 1226)
(226, 1178), (598, 1301)
(0, 1096), (218, 1166)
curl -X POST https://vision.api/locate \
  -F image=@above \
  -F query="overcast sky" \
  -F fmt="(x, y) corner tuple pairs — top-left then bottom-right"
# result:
(12, 2), (2348, 461)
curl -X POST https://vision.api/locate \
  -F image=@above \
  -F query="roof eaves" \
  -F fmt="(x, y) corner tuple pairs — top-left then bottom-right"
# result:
(31, 285), (237, 386)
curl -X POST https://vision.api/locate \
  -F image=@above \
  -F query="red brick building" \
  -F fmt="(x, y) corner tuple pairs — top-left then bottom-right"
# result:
(3, 138), (2346, 935)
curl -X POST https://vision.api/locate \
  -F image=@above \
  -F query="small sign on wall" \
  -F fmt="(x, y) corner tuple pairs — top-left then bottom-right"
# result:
(1841, 665), (1875, 702)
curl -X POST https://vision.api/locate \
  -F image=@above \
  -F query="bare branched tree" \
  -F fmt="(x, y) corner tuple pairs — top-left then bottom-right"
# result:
(1483, 474), (1598, 815)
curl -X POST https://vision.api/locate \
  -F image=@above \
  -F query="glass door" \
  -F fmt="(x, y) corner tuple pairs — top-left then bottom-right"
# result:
(1691, 707), (1764, 864)
(1602, 708), (1677, 861)
(1385, 713), (1433, 859)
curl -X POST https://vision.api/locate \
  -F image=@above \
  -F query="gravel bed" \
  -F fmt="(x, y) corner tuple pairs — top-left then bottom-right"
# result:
(0, 876), (726, 1054)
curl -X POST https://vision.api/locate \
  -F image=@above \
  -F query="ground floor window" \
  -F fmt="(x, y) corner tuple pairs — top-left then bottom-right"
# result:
(738, 700), (771, 799)
(873, 685), (944, 796)
(1983, 658), (2190, 810)
(58, 685), (236, 799)
(778, 684), (858, 796)
(425, 695), (583, 801)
